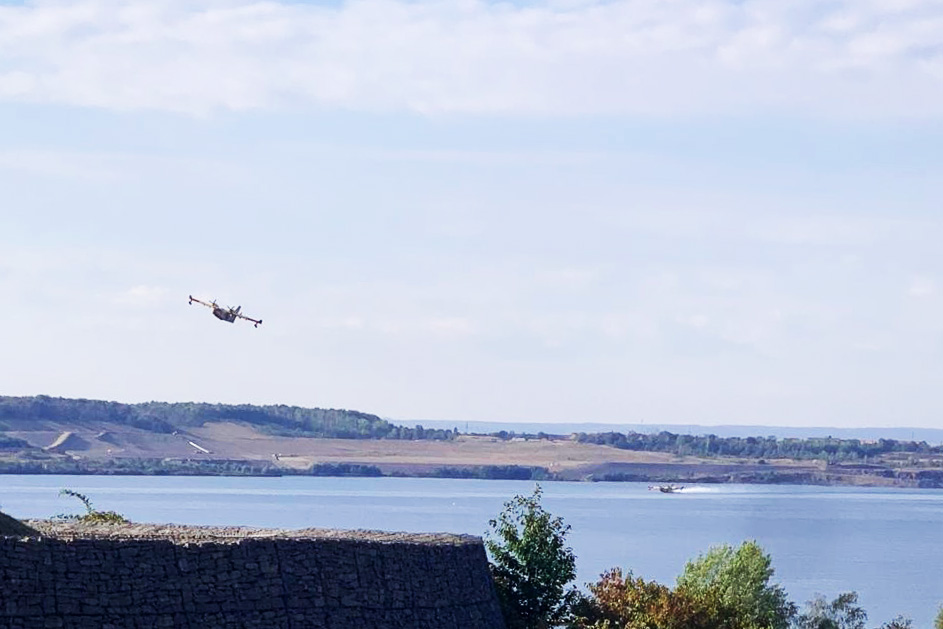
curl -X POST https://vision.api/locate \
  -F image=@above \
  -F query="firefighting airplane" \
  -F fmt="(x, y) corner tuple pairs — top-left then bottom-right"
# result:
(188, 295), (262, 328)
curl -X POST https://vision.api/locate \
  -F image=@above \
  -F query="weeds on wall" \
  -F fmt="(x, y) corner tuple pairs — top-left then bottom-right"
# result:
(55, 489), (128, 524)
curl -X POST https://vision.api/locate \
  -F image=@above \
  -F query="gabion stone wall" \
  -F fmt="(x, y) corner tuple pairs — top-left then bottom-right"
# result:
(0, 523), (506, 629)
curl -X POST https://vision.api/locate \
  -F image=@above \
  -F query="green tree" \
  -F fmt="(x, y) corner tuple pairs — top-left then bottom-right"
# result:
(936, 606), (943, 629)
(794, 592), (866, 629)
(486, 485), (577, 629)
(568, 568), (733, 629)
(676, 541), (796, 629)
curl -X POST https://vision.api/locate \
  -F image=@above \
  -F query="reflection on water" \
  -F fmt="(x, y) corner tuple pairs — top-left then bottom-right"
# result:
(2, 475), (942, 626)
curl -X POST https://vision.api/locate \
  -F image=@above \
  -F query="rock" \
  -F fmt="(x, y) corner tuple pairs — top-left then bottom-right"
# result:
(0, 510), (38, 537)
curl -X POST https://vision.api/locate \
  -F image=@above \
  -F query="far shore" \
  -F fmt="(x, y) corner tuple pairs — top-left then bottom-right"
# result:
(3, 446), (942, 489)
(4, 418), (942, 488)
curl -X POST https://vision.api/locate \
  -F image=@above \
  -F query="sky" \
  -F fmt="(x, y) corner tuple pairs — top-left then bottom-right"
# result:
(1, 0), (942, 427)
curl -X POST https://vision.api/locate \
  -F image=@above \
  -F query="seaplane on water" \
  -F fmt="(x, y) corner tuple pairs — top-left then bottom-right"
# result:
(649, 484), (685, 493)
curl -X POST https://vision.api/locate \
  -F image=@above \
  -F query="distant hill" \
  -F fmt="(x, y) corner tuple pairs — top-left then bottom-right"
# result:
(410, 420), (943, 444)
(4, 396), (938, 445)
(2, 396), (942, 487)
(0, 395), (454, 441)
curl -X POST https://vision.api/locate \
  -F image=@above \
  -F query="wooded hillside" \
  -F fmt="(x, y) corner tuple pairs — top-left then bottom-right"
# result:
(0, 395), (455, 441)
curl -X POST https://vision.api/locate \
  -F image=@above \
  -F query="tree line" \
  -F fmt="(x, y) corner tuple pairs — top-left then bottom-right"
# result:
(0, 395), (456, 441)
(0, 455), (560, 481)
(571, 430), (943, 462)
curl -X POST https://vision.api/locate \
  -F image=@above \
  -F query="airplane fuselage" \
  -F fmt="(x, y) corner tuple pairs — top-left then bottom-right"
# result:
(212, 307), (237, 323)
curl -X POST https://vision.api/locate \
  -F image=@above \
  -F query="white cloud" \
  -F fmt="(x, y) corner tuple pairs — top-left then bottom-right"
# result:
(677, 313), (710, 329)
(115, 284), (168, 306)
(0, 149), (122, 182)
(746, 214), (911, 247)
(538, 267), (599, 289)
(908, 276), (936, 297)
(427, 316), (476, 336)
(0, 0), (942, 116)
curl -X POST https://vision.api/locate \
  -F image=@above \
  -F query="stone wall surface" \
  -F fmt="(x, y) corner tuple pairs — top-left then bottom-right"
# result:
(0, 523), (506, 629)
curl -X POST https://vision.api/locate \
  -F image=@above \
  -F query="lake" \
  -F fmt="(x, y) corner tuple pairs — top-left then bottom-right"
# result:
(2, 475), (941, 626)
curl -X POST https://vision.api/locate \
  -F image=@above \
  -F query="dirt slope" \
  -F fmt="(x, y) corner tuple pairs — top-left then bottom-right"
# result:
(4, 418), (686, 469)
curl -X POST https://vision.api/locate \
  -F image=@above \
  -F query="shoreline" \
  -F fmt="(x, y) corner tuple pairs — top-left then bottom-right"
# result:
(2, 459), (941, 489)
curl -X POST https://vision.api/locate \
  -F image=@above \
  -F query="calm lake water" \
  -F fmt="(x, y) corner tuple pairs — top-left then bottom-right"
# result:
(2, 475), (941, 626)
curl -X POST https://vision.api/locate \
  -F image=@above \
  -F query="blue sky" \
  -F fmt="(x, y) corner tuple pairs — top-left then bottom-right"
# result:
(2, 0), (942, 427)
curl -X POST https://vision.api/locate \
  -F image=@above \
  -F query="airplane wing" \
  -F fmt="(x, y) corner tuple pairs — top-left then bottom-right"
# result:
(235, 312), (263, 327)
(188, 295), (215, 309)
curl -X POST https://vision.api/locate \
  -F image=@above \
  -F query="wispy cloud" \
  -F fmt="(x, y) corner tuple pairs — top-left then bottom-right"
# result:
(114, 284), (168, 306)
(908, 276), (936, 297)
(1, 0), (942, 116)
(0, 149), (122, 182)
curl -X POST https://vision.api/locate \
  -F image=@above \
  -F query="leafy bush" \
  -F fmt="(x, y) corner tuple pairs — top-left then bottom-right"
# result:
(486, 485), (577, 629)
(676, 541), (796, 629)
(567, 568), (732, 629)
(794, 592), (868, 629)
